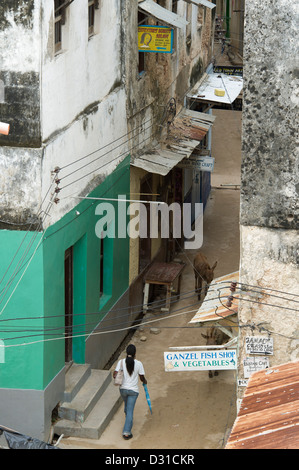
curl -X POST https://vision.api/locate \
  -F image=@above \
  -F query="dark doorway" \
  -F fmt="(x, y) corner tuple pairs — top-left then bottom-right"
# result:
(139, 175), (152, 273)
(64, 246), (73, 364)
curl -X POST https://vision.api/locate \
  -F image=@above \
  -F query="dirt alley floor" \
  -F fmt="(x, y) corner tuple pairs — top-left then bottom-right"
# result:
(59, 109), (242, 450)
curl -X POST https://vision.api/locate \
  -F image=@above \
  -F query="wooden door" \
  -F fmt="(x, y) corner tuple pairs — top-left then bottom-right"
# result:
(64, 246), (73, 364)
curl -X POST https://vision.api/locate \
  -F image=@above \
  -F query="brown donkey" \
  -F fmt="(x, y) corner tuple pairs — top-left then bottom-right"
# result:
(193, 252), (217, 301)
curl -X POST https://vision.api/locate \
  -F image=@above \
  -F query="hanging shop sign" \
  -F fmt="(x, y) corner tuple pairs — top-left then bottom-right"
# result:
(213, 65), (243, 76)
(178, 155), (215, 172)
(138, 25), (173, 53)
(243, 356), (270, 378)
(245, 336), (274, 355)
(164, 350), (237, 372)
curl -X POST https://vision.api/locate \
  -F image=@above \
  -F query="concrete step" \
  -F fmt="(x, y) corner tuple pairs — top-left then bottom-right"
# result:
(64, 363), (91, 402)
(58, 369), (111, 423)
(54, 382), (122, 439)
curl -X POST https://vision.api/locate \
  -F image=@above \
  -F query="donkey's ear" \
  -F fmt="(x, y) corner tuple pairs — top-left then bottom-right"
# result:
(211, 261), (217, 271)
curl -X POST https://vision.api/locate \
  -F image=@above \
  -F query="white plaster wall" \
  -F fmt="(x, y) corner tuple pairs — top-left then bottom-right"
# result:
(42, 87), (128, 227)
(0, 1), (42, 221)
(40, 0), (128, 226)
(41, 0), (123, 138)
(0, 0), (41, 73)
(0, 147), (42, 224)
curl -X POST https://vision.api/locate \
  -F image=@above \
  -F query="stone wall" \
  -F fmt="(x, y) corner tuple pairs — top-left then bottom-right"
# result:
(240, 1), (298, 230)
(0, 0), (41, 148)
(238, 0), (299, 396)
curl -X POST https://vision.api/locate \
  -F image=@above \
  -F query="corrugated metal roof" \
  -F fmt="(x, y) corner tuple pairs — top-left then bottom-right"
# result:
(131, 109), (215, 176)
(138, 0), (189, 29)
(184, 0), (216, 9)
(189, 271), (239, 324)
(226, 361), (299, 449)
(188, 73), (243, 105)
(131, 147), (185, 176)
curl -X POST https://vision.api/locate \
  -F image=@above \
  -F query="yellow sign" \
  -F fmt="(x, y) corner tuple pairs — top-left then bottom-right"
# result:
(138, 25), (173, 54)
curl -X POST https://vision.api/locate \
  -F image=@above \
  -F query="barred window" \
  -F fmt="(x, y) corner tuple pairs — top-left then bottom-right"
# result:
(89, 0), (100, 36)
(88, 0), (95, 35)
(54, 0), (65, 53)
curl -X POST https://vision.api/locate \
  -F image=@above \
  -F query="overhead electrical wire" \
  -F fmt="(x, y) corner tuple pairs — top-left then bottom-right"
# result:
(0, 108), (163, 308)
(0, 282), (298, 345)
(59, 133), (152, 191)
(0, 175), (56, 288)
(1, 300), (298, 348)
(0, 177), (58, 313)
(0, 19), (296, 346)
(0, 193), (58, 317)
(58, 115), (156, 174)
(0, 278), (298, 329)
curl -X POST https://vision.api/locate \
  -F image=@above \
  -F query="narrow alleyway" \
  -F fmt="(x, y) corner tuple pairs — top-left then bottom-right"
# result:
(59, 109), (242, 450)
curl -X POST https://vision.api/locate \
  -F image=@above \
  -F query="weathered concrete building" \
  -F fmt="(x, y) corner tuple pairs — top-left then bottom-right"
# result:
(128, 0), (217, 301)
(0, 0), (218, 442)
(237, 0), (299, 398)
(0, 0), (131, 441)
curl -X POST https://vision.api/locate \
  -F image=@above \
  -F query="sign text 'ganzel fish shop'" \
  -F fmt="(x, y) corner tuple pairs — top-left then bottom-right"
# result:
(164, 350), (237, 372)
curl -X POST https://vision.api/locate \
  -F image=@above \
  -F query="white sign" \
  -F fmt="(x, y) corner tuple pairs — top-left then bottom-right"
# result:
(178, 155), (215, 172)
(243, 356), (270, 378)
(245, 336), (273, 355)
(164, 350), (237, 372)
(237, 379), (248, 387)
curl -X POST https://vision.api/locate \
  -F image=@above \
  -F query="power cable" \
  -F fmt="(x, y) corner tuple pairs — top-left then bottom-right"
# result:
(0, 175), (56, 288)
(58, 116), (155, 175)
(0, 278), (298, 327)
(0, 193), (57, 317)
(59, 131), (153, 191)
(0, 178), (58, 312)
(1, 283), (299, 343)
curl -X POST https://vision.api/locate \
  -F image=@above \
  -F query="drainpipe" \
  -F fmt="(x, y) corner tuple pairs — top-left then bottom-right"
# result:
(226, 0), (230, 39)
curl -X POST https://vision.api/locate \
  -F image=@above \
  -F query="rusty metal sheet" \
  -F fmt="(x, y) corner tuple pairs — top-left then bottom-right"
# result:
(189, 271), (239, 324)
(131, 108), (215, 176)
(226, 361), (299, 449)
(131, 147), (184, 176)
(187, 73), (243, 105)
(167, 108), (216, 142)
(144, 262), (185, 284)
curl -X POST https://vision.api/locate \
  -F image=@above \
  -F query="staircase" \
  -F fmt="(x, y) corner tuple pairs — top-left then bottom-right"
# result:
(53, 363), (122, 439)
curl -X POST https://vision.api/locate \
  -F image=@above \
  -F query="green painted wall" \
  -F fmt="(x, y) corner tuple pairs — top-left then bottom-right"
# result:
(0, 231), (44, 389)
(0, 156), (130, 390)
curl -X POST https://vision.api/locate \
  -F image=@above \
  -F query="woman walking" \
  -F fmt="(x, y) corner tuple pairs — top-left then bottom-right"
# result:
(113, 344), (147, 440)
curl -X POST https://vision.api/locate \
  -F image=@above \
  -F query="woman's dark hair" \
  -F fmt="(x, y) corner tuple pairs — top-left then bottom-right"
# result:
(125, 344), (136, 376)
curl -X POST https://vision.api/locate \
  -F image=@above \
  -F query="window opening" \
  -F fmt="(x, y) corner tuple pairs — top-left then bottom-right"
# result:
(54, 0), (64, 52)
(138, 11), (147, 74)
(88, 0), (99, 36)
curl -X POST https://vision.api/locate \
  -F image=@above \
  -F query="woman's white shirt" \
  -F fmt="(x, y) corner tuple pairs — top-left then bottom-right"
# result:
(116, 358), (145, 393)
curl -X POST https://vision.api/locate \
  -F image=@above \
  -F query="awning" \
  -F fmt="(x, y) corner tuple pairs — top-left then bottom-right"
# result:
(187, 72), (243, 105)
(138, 0), (189, 29)
(189, 271), (240, 324)
(131, 108), (215, 176)
(183, 0), (216, 9)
